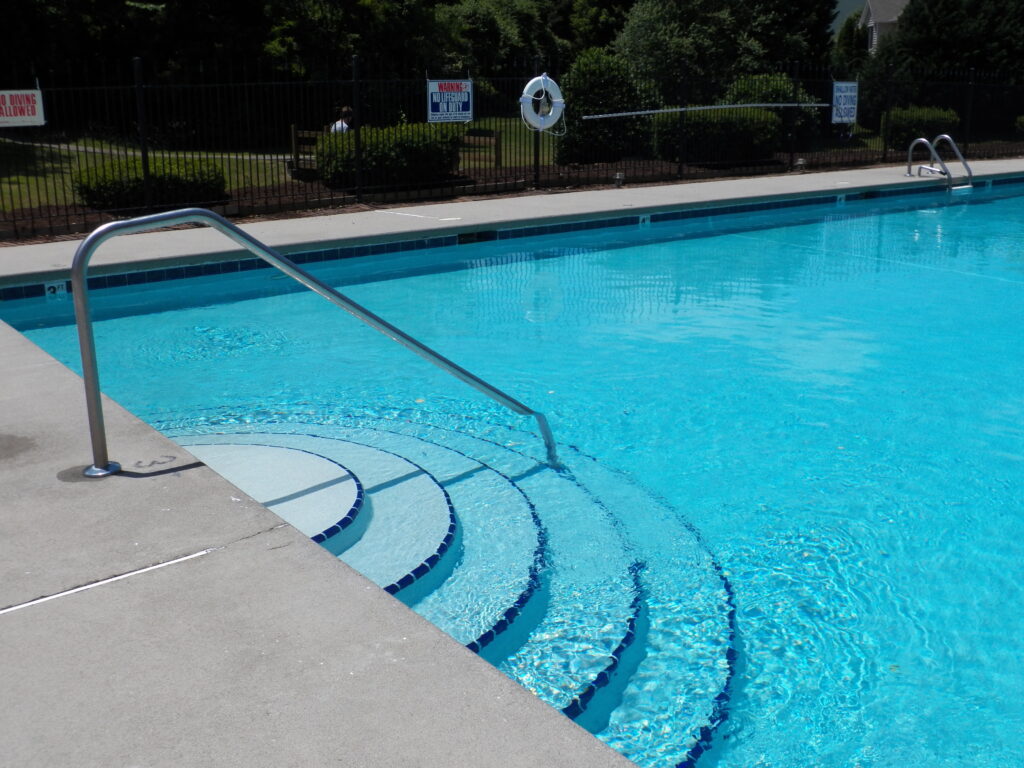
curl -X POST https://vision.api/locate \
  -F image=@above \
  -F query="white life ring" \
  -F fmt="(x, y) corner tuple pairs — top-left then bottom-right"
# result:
(520, 74), (565, 131)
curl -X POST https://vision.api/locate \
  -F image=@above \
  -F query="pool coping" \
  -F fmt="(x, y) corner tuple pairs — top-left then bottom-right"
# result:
(4, 159), (1024, 291)
(3, 159), (1024, 767)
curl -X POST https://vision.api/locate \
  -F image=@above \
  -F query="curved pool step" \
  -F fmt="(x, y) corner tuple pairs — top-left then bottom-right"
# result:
(347, 414), (738, 768)
(180, 440), (366, 550)
(322, 419), (641, 715)
(177, 433), (458, 600)
(568, 454), (737, 768)
(166, 409), (738, 768)
(173, 425), (546, 650)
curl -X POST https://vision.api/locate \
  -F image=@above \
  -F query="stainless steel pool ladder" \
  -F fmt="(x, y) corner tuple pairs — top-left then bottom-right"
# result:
(905, 134), (973, 189)
(71, 208), (561, 476)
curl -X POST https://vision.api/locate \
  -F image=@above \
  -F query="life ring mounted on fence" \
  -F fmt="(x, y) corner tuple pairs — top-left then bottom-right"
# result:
(520, 74), (565, 131)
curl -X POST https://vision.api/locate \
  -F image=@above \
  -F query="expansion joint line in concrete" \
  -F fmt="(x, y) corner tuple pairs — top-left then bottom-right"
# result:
(0, 547), (219, 616)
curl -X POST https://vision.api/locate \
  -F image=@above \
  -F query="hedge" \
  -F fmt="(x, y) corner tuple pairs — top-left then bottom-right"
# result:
(653, 108), (783, 165)
(555, 48), (659, 165)
(72, 156), (228, 211)
(316, 123), (463, 189)
(882, 106), (959, 150)
(723, 74), (822, 147)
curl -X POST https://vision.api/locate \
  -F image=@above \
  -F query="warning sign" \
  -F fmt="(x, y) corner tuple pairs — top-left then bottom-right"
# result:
(0, 90), (46, 127)
(428, 80), (473, 123)
(832, 82), (858, 125)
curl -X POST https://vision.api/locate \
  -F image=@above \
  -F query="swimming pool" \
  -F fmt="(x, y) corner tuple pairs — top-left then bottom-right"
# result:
(4, 182), (1024, 767)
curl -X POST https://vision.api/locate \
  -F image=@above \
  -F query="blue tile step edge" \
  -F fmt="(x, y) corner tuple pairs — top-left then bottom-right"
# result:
(562, 561), (649, 730)
(178, 440), (368, 554)
(340, 413), (739, 767)
(171, 432), (459, 603)
(403, 428), (638, 713)
(566, 456), (737, 768)
(163, 421), (545, 651)
(267, 425), (547, 648)
(338, 415), (640, 710)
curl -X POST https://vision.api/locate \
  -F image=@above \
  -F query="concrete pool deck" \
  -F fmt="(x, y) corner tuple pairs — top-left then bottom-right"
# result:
(2, 159), (1022, 766)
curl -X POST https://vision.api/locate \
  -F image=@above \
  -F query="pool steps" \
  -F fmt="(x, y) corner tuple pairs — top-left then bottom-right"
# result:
(166, 414), (736, 768)
(180, 435), (460, 597)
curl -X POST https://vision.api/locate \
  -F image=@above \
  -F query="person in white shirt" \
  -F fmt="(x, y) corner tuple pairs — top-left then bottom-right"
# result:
(330, 106), (354, 133)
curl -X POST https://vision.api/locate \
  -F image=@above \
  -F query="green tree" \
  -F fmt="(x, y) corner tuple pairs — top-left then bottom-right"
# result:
(263, 0), (442, 77)
(745, 0), (837, 66)
(613, 0), (765, 105)
(555, 47), (659, 164)
(568, 0), (633, 54)
(433, 0), (568, 76)
(892, 0), (1024, 80)
(831, 9), (869, 77)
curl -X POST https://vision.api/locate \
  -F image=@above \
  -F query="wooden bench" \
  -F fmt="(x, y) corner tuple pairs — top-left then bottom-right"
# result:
(461, 128), (502, 169)
(288, 124), (322, 180)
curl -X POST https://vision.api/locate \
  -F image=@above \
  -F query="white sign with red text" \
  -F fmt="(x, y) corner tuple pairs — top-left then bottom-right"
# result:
(0, 90), (45, 126)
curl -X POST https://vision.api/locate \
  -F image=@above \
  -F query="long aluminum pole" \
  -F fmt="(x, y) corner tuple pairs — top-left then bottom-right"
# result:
(71, 208), (561, 475)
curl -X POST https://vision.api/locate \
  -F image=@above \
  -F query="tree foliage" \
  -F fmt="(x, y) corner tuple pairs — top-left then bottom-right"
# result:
(831, 10), (869, 77)
(555, 48), (658, 164)
(432, 0), (567, 76)
(891, 0), (1024, 80)
(612, 0), (826, 105)
(568, 0), (633, 55)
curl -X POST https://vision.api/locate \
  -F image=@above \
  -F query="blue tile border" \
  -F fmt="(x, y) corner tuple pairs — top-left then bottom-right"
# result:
(561, 561), (647, 720)
(380, 460), (459, 598)
(5, 176), (1022, 306)
(183, 439), (367, 546)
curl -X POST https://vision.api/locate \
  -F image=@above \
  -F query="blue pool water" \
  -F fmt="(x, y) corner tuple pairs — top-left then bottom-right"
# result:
(5, 187), (1024, 766)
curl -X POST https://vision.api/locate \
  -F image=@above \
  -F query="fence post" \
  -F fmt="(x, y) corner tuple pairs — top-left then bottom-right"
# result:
(352, 54), (363, 203)
(676, 75), (686, 179)
(881, 75), (893, 164)
(532, 57), (541, 189)
(133, 57), (152, 210)
(787, 62), (799, 170)
(963, 68), (976, 155)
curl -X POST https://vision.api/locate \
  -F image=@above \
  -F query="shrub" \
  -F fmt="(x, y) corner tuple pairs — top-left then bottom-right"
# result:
(882, 105), (959, 150)
(652, 108), (783, 165)
(555, 48), (659, 165)
(723, 74), (822, 147)
(1015, 115), (1024, 136)
(72, 156), (228, 211)
(316, 123), (463, 189)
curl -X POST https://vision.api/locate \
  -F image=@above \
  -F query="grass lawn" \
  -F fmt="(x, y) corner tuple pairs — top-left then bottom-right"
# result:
(459, 116), (555, 170)
(1, 138), (293, 212)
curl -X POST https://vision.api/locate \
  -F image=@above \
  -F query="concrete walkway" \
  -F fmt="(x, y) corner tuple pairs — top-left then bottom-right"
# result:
(2, 159), (1021, 767)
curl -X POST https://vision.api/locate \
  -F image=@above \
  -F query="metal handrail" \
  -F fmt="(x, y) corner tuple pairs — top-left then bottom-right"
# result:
(932, 134), (973, 187)
(905, 135), (973, 188)
(71, 208), (560, 476)
(905, 137), (951, 180)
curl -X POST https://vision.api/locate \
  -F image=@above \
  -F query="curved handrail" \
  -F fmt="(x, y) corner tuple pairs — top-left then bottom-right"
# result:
(932, 133), (973, 186)
(905, 137), (950, 179)
(71, 208), (560, 476)
(905, 135), (973, 188)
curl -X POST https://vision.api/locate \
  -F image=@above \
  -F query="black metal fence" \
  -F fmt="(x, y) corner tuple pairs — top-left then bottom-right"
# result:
(3, 58), (1024, 239)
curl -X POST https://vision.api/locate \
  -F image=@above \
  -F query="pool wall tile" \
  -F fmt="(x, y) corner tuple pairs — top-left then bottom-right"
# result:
(4, 176), (1022, 306)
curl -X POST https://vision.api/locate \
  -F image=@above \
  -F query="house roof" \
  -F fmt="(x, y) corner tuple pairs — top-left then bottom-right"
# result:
(862, 0), (910, 24)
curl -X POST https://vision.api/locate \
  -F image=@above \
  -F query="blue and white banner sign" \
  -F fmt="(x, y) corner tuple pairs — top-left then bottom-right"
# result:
(832, 81), (858, 124)
(428, 80), (473, 123)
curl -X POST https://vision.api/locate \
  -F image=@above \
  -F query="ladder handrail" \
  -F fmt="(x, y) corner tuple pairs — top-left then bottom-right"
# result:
(931, 133), (973, 186)
(905, 135), (973, 188)
(71, 208), (560, 476)
(905, 137), (951, 179)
